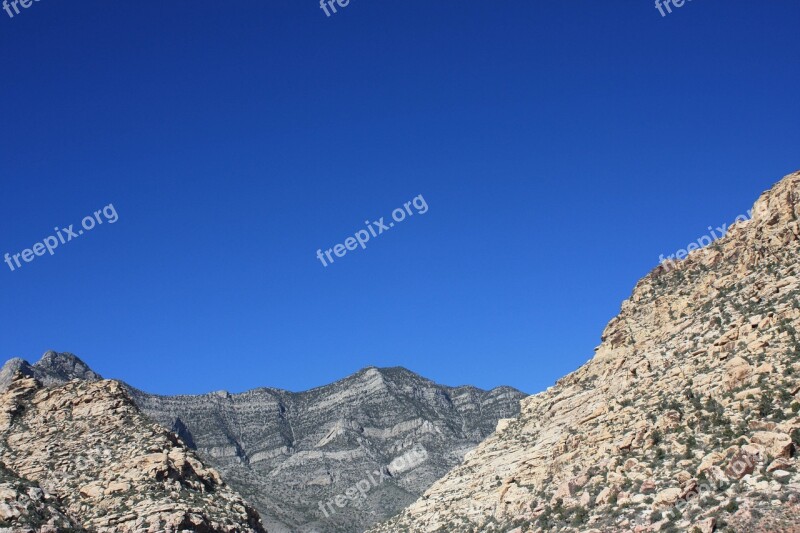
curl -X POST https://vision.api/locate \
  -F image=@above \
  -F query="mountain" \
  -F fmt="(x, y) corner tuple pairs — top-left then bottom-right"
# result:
(0, 356), (525, 532)
(368, 171), (800, 533)
(0, 351), (100, 392)
(0, 374), (265, 532)
(128, 367), (525, 533)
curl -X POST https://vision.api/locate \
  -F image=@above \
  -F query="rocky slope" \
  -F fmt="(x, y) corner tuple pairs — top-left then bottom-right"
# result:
(368, 171), (800, 533)
(0, 375), (266, 533)
(0, 461), (81, 532)
(0, 355), (524, 532)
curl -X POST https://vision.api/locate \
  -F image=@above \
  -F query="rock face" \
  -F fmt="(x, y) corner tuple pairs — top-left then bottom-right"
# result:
(368, 171), (800, 532)
(0, 356), (525, 533)
(0, 375), (266, 533)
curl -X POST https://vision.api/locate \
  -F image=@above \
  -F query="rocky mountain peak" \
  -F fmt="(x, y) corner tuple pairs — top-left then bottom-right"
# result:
(33, 350), (102, 385)
(0, 358), (34, 391)
(0, 351), (102, 393)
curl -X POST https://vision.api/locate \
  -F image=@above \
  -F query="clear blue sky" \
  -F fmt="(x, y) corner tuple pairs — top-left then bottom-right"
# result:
(1, 1), (798, 395)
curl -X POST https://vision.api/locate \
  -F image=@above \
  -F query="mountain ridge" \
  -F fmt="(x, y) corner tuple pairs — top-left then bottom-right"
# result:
(1, 354), (521, 399)
(0, 352), (526, 532)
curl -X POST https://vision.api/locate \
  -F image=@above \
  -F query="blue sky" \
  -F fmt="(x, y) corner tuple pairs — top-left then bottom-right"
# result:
(1, 1), (798, 395)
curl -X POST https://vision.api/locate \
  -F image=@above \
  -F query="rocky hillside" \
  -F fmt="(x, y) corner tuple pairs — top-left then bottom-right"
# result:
(0, 375), (265, 533)
(0, 355), (524, 532)
(369, 171), (800, 533)
(0, 461), (81, 532)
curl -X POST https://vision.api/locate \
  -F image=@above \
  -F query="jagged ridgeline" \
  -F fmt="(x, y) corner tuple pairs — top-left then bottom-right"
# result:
(368, 171), (800, 533)
(0, 353), (525, 532)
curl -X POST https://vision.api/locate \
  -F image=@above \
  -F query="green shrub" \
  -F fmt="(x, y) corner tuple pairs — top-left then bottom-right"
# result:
(759, 393), (774, 417)
(651, 429), (662, 446)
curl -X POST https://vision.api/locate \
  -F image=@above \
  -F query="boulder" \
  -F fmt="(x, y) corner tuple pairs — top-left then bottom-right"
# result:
(750, 431), (793, 459)
(653, 487), (682, 509)
(726, 447), (760, 480)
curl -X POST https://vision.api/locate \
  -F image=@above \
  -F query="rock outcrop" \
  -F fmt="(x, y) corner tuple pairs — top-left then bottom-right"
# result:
(0, 375), (266, 533)
(368, 171), (800, 532)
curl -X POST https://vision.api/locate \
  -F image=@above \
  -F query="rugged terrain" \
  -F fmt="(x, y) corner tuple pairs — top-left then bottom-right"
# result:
(0, 355), (524, 532)
(0, 375), (266, 532)
(127, 367), (524, 532)
(369, 171), (800, 533)
(0, 460), (81, 532)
